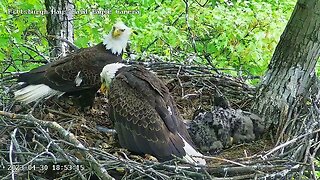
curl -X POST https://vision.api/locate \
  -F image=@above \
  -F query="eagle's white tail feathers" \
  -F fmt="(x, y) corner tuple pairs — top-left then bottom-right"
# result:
(14, 84), (61, 104)
(178, 133), (206, 165)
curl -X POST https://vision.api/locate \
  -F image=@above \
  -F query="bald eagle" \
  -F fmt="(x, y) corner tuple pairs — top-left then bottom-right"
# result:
(100, 63), (206, 165)
(14, 22), (131, 107)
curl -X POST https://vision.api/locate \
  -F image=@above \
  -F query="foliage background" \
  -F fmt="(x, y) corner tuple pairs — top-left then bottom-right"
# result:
(0, 0), (296, 84)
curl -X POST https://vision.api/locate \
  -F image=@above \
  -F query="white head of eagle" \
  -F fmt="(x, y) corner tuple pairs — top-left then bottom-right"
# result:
(103, 22), (131, 55)
(100, 63), (129, 88)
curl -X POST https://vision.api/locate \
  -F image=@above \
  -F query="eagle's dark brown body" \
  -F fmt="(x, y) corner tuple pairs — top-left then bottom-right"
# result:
(14, 21), (131, 107)
(17, 43), (122, 107)
(108, 65), (197, 161)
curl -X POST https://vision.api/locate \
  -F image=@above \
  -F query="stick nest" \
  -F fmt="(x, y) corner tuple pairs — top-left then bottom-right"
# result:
(0, 61), (319, 179)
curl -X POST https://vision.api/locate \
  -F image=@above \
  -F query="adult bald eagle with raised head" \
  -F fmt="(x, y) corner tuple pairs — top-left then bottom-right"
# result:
(14, 22), (131, 107)
(100, 63), (206, 165)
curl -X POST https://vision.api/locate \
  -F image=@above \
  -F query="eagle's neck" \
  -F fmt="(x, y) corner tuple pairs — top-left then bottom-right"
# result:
(103, 33), (129, 56)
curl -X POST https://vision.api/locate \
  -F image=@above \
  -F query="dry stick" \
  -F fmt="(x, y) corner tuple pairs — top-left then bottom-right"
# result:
(183, 0), (197, 55)
(309, 132), (320, 180)
(202, 168), (214, 180)
(93, 147), (207, 179)
(19, 44), (48, 62)
(4, 116), (87, 180)
(0, 111), (115, 180)
(45, 108), (86, 121)
(310, 142), (320, 180)
(297, 140), (311, 177)
(35, 124), (87, 180)
(176, 66), (185, 97)
(127, 60), (253, 79)
(9, 128), (17, 180)
(202, 155), (246, 167)
(310, 156), (317, 180)
(263, 128), (320, 158)
(10, 128), (26, 163)
(147, 161), (208, 179)
(208, 164), (298, 177)
(276, 99), (300, 146)
(47, 35), (79, 51)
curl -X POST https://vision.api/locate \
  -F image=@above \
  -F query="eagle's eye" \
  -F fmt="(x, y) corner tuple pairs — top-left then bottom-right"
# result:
(120, 29), (125, 32)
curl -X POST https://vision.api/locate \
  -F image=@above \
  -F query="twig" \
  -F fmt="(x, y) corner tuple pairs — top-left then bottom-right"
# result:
(0, 110), (115, 180)
(9, 128), (17, 180)
(142, 38), (158, 53)
(47, 35), (79, 51)
(183, 0), (197, 55)
(45, 108), (86, 121)
(202, 155), (246, 167)
(263, 128), (320, 158)
(19, 44), (49, 62)
(36, 124), (87, 180)
(194, 0), (209, 7)
(176, 66), (185, 97)
(10, 128), (26, 163)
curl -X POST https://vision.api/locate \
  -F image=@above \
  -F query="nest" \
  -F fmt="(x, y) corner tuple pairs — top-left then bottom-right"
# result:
(0, 61), (319, 179)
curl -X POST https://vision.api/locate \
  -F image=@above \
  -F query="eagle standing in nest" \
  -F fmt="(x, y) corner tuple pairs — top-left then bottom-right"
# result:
(100, 63), (206, 165)
(14, 22), (131, 107)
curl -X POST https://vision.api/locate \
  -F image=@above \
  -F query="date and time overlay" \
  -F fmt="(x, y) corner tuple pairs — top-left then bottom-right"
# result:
(2, 164), (85, 172)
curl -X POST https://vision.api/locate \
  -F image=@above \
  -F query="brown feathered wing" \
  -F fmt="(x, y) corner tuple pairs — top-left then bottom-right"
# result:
(109, 66), (195, 161)
(16, 43), (122, 106)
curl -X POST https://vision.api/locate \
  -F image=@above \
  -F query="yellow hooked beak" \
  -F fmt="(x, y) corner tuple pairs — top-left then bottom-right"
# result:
(112, 28), (122, 38)
(100, 83), (109, 95)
